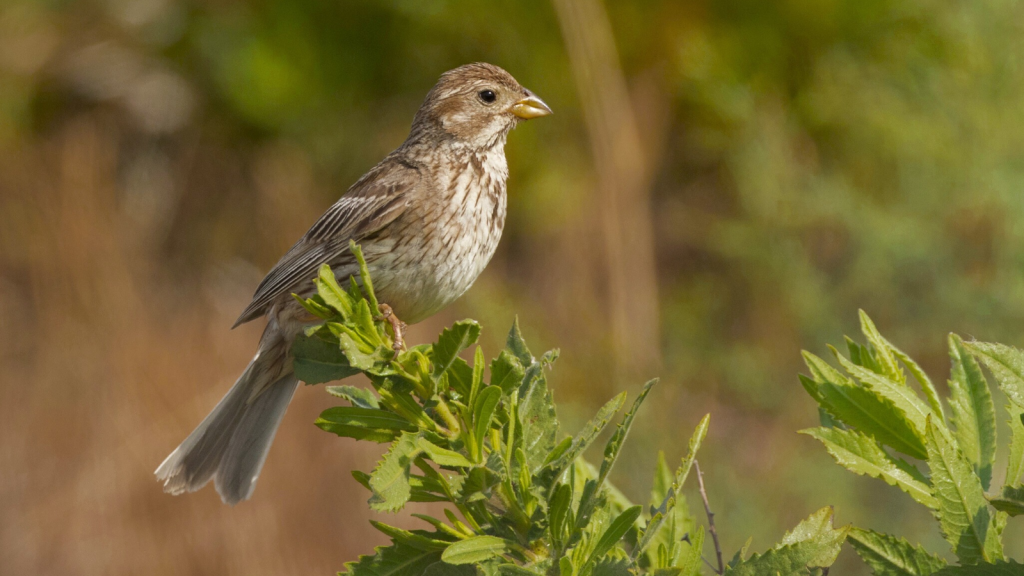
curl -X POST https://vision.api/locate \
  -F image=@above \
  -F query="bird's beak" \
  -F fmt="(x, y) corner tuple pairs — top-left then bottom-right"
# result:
(511, 93), (553, 119)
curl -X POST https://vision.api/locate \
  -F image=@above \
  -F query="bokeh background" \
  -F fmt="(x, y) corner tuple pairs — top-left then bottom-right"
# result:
(2, 0), (1024, 573)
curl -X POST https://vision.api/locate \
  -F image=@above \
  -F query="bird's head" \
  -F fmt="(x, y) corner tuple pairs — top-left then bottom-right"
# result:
(412, 63), (552, 150)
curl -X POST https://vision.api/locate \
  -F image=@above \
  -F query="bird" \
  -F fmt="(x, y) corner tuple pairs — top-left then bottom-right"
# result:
(155, 63), (552, 505)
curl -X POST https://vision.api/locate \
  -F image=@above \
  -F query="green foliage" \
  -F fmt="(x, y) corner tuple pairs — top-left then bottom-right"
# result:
(800, 311), (1024, 574)
(293, 245), (853, 575)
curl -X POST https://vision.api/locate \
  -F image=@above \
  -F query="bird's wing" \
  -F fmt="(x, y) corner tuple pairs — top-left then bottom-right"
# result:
(233, 162), (418, 327)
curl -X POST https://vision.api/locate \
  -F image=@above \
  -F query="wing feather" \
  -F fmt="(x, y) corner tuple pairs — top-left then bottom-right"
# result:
(233, 162), (418, 327)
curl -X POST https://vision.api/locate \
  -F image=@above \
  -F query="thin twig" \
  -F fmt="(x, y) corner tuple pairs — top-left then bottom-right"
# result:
(695, 460), (724, 575)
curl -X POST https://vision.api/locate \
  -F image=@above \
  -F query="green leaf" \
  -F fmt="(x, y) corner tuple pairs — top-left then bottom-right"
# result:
(506, 317), (534, 366)
(987, 485), (1024, 517)
(491, 350), (526, 395)
(368, 432), (423, 512)
(349, 240), (380, 312)
(803, 351), (927, 459)
(315, 263), (355, 318)
(859, 310), (905, 384)
(933, 561), (1024, 575)
(547, 392), (627, 478)
(832, 346), (932, 435)
(924, 417), (1002, 564)
(587, 505), (642, 564)
(599, 379), (657, 485)
(635, 415), (709, 560)
(590, 559), (632, 576)
(778, 507), (851, 567)
(292, 332), (361, 385)
(724, 507), (849, 575)
(518, 359), (559, 472)
(326, 384), (380, 408)
(1007, 404), (1024, 487)
(440, 536), (510, 564)
(343, 541), (441, 576)
(432, 321), (482, 379)
(369, 521), (452, 551)
(801, 427), (936, 509)
(848, 528), (947, 576)
(423, 562), (476, 576)
(892, 345), (947, 424)
(964, 342), (1024, 409)
(472, 386), (502, 460)
(416, 437), (474, 468)
(679, 525), (705, 576)
(316, 406), (416, 442)
(948, 334), (997, 490)
(548, 482), (572, 544)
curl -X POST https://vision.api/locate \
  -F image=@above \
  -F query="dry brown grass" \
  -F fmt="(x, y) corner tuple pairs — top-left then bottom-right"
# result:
(0, 117), (463, 575)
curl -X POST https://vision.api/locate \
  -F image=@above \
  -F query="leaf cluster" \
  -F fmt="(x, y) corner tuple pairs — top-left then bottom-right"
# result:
(800, 310), (1024, 574)
(292, 244), (854, 576)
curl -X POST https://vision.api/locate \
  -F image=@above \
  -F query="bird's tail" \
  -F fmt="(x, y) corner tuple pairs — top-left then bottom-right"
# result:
(155, 322), (298, 505)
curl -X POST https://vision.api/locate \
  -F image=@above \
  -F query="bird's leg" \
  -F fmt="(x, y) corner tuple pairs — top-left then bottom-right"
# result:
(376, 303), (407, 352)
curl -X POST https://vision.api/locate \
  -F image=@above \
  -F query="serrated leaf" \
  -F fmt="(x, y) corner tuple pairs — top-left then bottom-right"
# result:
(548, 393), (626, 478)
(833, 347), (932, 435)
(440, 536), (510, 564)
(964, 342), (1024, 409)
(948, 335), (997, 490)
(635, 415), (709, 560)
(416, 437), (474, 468)
(316, 406), (416, 442)
(1007, 404), (1024, 487)
(518, 373), (559, 471)
(369, 521), (452, 551)
(679, 525), (705, 576)
(506, 317), (534, 366)
(292, 332), (361, 385)
(933, 561), (1024, 575)
(987, 486), (1024, 517)
(642, 452), (695, 569)
(599, 379), (657, 486)
(491, 350), (526, 395)
(892, 344), (947, 424)
(326, 384), (380, 408)
(343, 541), (441, 576)
(801, 427), (935, 509)
(859, 310), (905, 384)
(804, 351), (927, 459)
(924, 417), (1002, 564)
(777, 507), (849, 567)
(848, 528), (947, 576)
(458, 465), (499, 503)
(433, 321), (482, 379)
(368, 432), (423, 511)
(725, 508), (849, 575)
(590, 558), (632, 576)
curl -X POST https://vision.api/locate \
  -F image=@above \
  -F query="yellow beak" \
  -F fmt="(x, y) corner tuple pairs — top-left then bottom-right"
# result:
(511, 93), (553, 119)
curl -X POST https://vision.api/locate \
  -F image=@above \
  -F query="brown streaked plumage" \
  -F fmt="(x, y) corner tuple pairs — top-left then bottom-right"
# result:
(155, 63), (551, 505)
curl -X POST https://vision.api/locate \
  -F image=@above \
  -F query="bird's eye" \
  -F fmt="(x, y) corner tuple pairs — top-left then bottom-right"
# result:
(478, 89), (497, 104)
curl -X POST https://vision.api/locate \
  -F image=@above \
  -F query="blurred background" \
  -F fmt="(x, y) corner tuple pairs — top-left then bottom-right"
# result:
(2, 0), (1023, 573)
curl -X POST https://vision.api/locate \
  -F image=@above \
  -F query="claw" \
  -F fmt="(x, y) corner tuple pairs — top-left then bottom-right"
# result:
(377, 303), (407, 352)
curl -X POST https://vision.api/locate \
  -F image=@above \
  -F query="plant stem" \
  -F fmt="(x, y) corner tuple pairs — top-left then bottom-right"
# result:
(695, 460), (724, 575)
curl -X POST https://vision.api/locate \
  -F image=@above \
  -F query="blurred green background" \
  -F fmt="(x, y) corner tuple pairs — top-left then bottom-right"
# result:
(1, 0), (1023, 573)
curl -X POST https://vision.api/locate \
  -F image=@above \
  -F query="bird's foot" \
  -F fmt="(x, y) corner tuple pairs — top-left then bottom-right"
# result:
(376, 303), (407, 352)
